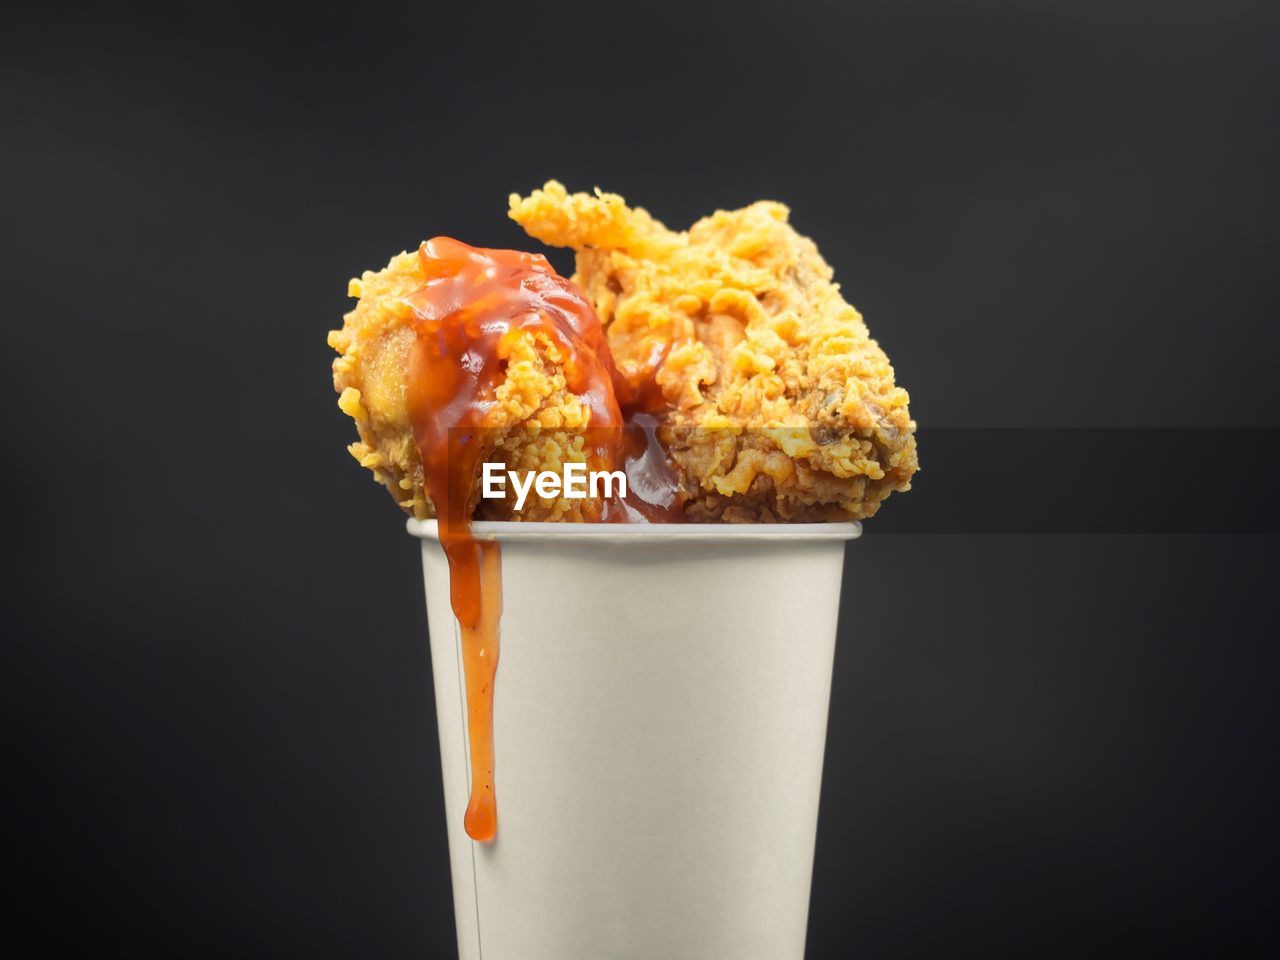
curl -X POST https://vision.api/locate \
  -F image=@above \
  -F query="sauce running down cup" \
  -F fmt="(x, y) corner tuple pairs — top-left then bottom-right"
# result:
(410, 518), (860, 960)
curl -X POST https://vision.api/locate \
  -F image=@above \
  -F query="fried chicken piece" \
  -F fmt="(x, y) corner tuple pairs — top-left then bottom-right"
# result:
(328, 245), (614, 522)
(510, 181), (918, 521)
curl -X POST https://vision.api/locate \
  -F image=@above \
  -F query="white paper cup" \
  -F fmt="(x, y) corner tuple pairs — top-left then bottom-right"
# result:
(408, 518), (860, 960)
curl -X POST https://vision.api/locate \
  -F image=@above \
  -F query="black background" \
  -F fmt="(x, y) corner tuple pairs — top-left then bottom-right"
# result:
(4, 1), (1278, 955)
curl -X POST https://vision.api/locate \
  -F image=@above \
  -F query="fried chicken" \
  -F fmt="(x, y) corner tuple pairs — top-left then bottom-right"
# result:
(510, 181), (917, 521)
(330, 183), (916, 524)
(328, 243), (619, 523)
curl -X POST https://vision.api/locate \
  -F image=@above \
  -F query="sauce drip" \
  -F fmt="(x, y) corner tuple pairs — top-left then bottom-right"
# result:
(402, 238), (678, 842)
(605, 413), (686, 524)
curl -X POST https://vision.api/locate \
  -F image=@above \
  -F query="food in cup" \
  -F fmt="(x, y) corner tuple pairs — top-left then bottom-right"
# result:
(327, 182), (917, 841)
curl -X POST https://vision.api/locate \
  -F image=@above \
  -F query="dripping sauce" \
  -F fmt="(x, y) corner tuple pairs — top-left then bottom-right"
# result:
(402, 238), (682, 842)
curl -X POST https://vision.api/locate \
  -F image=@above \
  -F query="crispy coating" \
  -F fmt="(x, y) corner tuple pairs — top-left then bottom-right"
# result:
(327, 250), (606, 522)
(510, 181), (917, 521)
(330, 183), (917, 524)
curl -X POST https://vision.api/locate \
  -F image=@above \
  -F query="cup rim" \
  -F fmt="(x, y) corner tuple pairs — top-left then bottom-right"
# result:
(406, 518), (862, 543)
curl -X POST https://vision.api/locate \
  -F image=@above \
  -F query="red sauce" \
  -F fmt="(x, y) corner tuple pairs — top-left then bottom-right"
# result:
(402, 238), (681, 842)
(605, 413), (686, 524)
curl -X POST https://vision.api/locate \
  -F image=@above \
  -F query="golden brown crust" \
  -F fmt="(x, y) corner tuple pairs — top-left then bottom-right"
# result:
(509, 181), (918, 521)
(328, 249), (606, 521)
(329, 183), (917, 524)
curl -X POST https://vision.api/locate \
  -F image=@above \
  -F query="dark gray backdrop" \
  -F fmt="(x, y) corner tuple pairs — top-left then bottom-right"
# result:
(4, 1), (1277, 955)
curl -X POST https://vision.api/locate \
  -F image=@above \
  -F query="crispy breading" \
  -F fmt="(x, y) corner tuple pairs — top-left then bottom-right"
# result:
(510, 181), (918, 521)
(327, 249), (605, 522)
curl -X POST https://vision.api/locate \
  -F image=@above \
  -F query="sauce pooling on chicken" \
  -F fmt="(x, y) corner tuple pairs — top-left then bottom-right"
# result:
(402, 238), (680, 841)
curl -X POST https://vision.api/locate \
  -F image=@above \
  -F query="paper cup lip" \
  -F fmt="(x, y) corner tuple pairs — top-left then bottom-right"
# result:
(406, 517), (861, 543)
